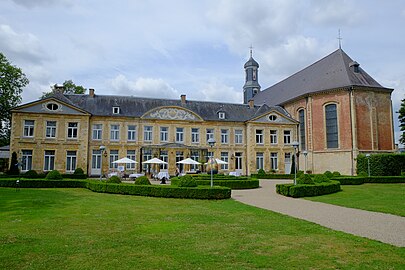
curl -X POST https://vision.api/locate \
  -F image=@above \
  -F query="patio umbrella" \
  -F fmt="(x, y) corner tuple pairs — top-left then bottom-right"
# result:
(204, 158), (228, 165)
(112, 157), (138, 164)
(176, 158), (201, 165)
(142, 158), (168, 164)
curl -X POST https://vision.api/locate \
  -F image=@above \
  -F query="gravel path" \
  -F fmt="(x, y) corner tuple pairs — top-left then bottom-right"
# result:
(232, 180), (405, 247)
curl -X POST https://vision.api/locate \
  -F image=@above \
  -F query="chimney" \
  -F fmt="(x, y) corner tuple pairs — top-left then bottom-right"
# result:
(53, 84), (64, 94)
(180, 94), (186, 104)
(248, 99), (254, 109)
(89, 88), (95, 97)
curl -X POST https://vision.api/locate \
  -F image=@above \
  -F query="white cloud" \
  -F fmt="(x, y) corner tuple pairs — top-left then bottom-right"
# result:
(195, 80), (242, 103)
(107, 74), (179, 99)
(309, 0), (363, 26)
(11, 0), (73, 9)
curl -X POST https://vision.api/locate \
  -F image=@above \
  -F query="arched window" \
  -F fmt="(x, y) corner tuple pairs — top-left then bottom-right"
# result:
(325, 104), (338, 148)
(298, 109), (306, 150)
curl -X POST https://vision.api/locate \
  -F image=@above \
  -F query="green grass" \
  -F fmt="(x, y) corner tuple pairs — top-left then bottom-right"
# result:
(0, 188), (404, 270)
(305, 183), (405, 216)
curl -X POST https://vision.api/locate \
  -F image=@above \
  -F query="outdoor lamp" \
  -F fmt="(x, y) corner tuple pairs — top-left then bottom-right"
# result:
(207, 138), (216, 187)
(291, 141), (299, 185)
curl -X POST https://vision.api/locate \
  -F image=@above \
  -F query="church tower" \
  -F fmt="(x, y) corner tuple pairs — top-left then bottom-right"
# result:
(243, 48), (261, 104)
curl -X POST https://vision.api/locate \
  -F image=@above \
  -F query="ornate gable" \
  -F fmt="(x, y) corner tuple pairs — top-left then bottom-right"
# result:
(12, 98), (89, 115)
(142, 106), (203, 121)
(249, 110), (297, 124)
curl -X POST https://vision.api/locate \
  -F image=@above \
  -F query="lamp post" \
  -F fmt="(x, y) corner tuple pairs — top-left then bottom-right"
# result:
(366, 154), (371, 177)
(302, 150), (308, 174)
(292, 141), (299, 185)
(207, 138), (216, 187)
(99, 145), (105, 180)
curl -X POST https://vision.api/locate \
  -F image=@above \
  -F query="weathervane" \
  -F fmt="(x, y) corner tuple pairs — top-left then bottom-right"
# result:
(337, 29), (342, 49)
(249, 44), (253, 57)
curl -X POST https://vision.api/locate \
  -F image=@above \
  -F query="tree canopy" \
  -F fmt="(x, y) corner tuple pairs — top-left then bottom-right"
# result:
(0, 52), (29, 147)
(398, 97), (405, 144)
(41, 80), (86, 99)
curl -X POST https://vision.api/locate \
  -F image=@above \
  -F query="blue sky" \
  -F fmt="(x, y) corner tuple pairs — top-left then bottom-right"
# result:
(1, 0), (404, 145)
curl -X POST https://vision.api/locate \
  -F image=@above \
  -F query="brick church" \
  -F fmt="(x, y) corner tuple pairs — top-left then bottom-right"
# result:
(10, 48), (395, 176)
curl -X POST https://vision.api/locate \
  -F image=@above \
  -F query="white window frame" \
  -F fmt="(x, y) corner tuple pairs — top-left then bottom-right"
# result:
(67, 122), (78, 139)
(127, 150), (136, 169)
(191, 128), (199, 143)
(160, 127), (168, 142)
(220, 152), (228, 170)
(92, 124), (102, 140)
(270, 152), (278, 171)
(109, 150), (119, 169)
(66, 151), (77, 172)
(283, 130), (291, 145)
(221, 129), (229, 144)
(113, 106), (120, 114)
(256, 152), (264, 171)
(23, 120), (35, 137)
(44, 150), (55, 171)
(218, 112), (225, 119)
(256, 129), (263, 144)
(21, 150), (33, 171)
(110, 124), (120, 141)
(144, 126), (153, 142)
(270, 130), (278, 144)
(46, 121), (57, 138)
(206, 128), (214, 142)
(128, 125), (137, 141)
(176, 127), (184, 143)
(235, 129), (243, 144)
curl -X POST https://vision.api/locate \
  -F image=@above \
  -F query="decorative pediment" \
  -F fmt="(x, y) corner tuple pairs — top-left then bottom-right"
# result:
(142, 106), (203, 121)
(249, 111), (298, 124)
(12, 98), (89, 116)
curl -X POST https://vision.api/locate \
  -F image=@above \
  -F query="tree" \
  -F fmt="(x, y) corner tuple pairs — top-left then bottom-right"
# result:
(0, 53), (29, 147)
(41, 80), (86, 99)
(399, 97), (405, 144)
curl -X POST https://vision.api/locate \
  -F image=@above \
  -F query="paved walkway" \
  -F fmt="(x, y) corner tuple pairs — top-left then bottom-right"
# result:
(232, 180), (405, 247)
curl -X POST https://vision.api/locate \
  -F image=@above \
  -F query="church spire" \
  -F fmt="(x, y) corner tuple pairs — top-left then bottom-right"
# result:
(243, 47), (261, 104)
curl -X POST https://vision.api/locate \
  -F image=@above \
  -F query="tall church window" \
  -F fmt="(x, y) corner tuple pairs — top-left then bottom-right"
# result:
(299, 109), (306, 150)
(325, 104), (338, 148)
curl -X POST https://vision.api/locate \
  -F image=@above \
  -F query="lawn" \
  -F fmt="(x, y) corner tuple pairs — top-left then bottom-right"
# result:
(0, 188), (404, 270)
(305, 183), (405, 216)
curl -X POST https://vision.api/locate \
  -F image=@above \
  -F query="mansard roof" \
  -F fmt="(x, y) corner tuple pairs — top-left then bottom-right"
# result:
(253, 48), (393, 106)
(55, 94), (289, 122)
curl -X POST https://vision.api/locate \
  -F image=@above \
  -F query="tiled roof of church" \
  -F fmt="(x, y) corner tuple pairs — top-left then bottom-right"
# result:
(253, 48), (393, 106)
(60, 94), (291, 122)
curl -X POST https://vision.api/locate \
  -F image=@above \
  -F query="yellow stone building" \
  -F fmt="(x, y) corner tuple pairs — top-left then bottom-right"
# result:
(10, 90), (298, 176)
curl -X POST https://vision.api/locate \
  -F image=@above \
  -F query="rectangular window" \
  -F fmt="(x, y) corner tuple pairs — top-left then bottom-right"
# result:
(256, 152), (264, 171)
(128, 125), (136, 141)
(109, 150), (119, 169)
(220, 152), (228, 170)
(206, 128), (214, 142)
(67, 122), (78, 139)
(160, 127), (168, 142)
(235, 152), (243, 170)
(218, 112), (225, 119)
(176, 151), (184, 172)
(256, 129), (263, 144)
(206, 151), (213, 163)
(190, 150), (199, 171)
(142, 148), (152, 171)
(127, 150), (136, 169)
(44, 150), (55, 171)
(191, 128), (199, 143)
(66, 151), (77, 172)
(325, 104), (339, 148)
(21, 150), (32, 171)
(221, 129), (229, 144)
(299, 109), (306, 150)
(92, 124), (102, 140)
(92, 150), (101, 170)
(110, 124), (120, 141)
(176, 127), (184, 143)
(270, 152), (278, 171)
(144, 126), (153, 142)
(285, 153), (291, 163)
(46, 121), (56, 138)
(113, 107), (120, 114)
(270, 130), (278, 144)
(283, 130), (291, 144)
(23, 120), (34, 137)
(160, 150), (168, 170)
(235, 129), (243, 144)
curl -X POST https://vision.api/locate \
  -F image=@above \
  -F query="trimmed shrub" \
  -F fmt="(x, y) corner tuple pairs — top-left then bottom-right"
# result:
(0, 179), (87, 188)
(45, 170), (63, 180)
(250, 173), (293, 179)
(332, 171), (341, 177)
(357, 153), (405, 176)
(257, 169), (266, 177)
(171, 177), (259, 189)
(7, 152), (19, 175)
(324, 171), (333, 179)
(313, 174), (330, 183)
(134, 176), (151, 185)
(276, 181), (341, 198)
(23, 170), (39, 179)
(74, 168), (85, 175)
(297, 174), (314, 185)
(333, 176), (405, 185)
(107, 175), (121, 184)
(178, 175), (197, 187)
(334, 177), (364, 185)
(62, 173), (87, 179)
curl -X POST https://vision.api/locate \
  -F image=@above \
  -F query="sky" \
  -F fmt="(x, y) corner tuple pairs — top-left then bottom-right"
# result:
(1, 0), (404, 145)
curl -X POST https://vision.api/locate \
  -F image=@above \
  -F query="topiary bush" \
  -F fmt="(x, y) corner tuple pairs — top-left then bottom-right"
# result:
(297, 174), (314, 185)
(257, 169), (266, 177)
(23, 170), (39, 179)
(324, 171), (333, 179)
(332, 171), (341, 177)
(45, 170), (63, 180)
(177, 175), (197, 187)
(7, 152), (19, 175)
(74, 168), (84, 175)
(357, 153), (405, 176)
(107, 175), (121, 184)
(313, 174), (330, 183)
(134, 176), (151, 185)
(276, 181), (341, 198)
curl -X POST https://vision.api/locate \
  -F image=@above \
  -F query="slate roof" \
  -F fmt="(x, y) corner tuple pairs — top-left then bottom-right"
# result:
(253, 48), (393, 106)
(244, 56), (259, 68)
(57, 94), (292, 122)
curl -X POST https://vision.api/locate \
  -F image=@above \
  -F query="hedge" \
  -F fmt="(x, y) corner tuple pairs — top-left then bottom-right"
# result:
(0, 179), (231, 200)
(357, 153), (405, 176)
(276, 180), (341, 198)
(86, 181), (231, 199)
(171, 177), (259, 189)
(250, 173), (293, 179)
(333, 176), (405, 185)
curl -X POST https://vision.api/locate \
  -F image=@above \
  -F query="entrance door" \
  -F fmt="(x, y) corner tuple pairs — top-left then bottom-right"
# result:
(284, 153), (292, 174)
(176, 151), (184, 172)
(235, 152), (243, 174)
(91, 150), (101, 176)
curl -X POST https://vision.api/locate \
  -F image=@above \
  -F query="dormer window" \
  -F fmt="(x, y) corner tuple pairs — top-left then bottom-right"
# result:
(218, 112), (225, 119)
(268, 114), (277, 121)
(113, 107), (120, 114)
(46, 103), (59, 111)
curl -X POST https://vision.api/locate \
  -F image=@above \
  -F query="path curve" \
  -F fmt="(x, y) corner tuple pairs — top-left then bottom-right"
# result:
(232, 180), (405, 247)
